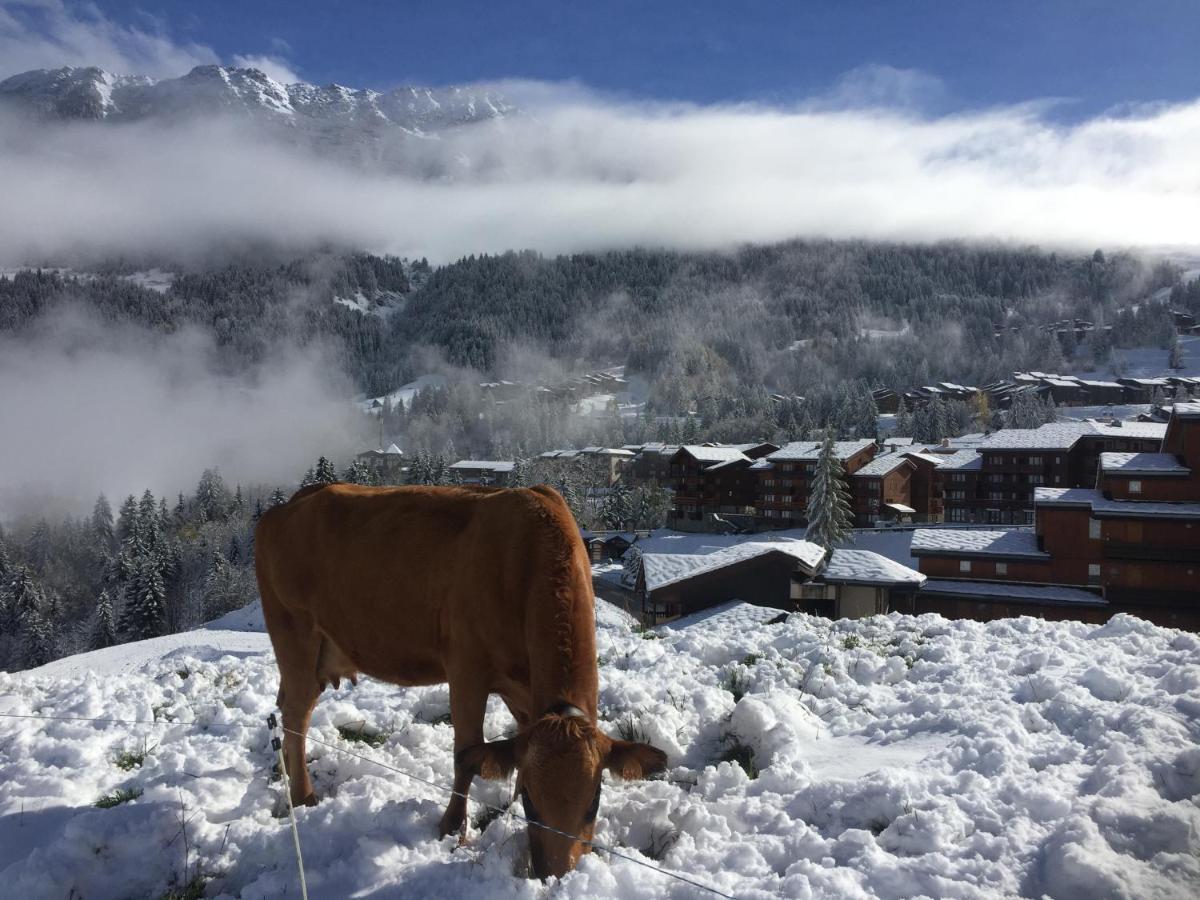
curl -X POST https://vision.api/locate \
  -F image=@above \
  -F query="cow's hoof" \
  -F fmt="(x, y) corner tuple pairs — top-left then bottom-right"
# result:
(438, 816), (465, 839)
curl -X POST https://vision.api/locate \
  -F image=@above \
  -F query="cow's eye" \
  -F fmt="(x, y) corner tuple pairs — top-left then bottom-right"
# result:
(584, 782), (601, 822)
(521, 788), (539, 823)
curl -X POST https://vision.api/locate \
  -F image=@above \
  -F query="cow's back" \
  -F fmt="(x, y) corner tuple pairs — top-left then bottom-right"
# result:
(255, 483), (592, 690)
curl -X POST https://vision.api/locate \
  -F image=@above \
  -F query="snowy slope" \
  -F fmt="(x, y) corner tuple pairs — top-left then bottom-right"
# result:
(2, 603), (1199, 898)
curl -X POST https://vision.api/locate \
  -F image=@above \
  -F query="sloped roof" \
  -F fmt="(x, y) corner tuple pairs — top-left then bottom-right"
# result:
(1099, 452), (1189, 476)
(819, 549), (926, 587)
(920, 579), (1106, 606)
(980, 422), (1089, 451)
(767, 439), (876, 462)
(1172, 401), (1200, 419)
(910, 529), (1048, 559)
(933, 449), (983, 470)
(384, 443), (403, 455)
(448, 460), (515, 472)
(1035, 487), (1200, 520)
(641, 539), (825, 591)
(854, 453), (913, 477)
(679, 445), (752, 464)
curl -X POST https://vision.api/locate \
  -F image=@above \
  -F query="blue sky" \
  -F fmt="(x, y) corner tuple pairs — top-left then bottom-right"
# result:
(5, 1), (1200, 116)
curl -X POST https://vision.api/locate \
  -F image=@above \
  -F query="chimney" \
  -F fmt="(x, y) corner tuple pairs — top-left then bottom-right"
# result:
(940, 437), (950, 448)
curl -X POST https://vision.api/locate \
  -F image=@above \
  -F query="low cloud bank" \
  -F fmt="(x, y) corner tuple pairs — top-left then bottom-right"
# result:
(0, 308), (365, 520)
(0, 88), (1198, 266)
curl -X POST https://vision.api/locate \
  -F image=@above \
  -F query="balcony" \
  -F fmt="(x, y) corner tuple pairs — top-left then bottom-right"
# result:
(1102, 543), (1200, 564)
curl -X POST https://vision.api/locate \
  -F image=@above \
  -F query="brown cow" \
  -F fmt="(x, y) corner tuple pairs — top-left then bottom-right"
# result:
(254, 482), (667, 879)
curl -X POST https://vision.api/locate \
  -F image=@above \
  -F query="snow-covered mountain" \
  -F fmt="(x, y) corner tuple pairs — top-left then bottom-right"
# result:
(0, 65), (511, 169)
(3, 601), (1198, 897)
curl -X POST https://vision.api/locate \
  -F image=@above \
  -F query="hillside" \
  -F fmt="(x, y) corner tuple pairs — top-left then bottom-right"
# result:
(2, 603), (1197, 898)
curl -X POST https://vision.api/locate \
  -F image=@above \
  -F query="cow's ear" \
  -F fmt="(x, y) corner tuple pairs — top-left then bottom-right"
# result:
(457, 738), (520, 780)
(604, 739), (668, 780)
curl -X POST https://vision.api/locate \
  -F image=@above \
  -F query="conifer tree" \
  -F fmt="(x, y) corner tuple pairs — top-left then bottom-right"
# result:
(315, 456), (338, 484)
(894, 397), (913, 438)
(20, 606), (54, 669)
(805, 429), (854, 548)
(116, 495), (139, 542)
(269, 488), (288, 508)
(120, 556), (167, 641)
(91, 494), (115, 554)
(92, 589), (117, 650)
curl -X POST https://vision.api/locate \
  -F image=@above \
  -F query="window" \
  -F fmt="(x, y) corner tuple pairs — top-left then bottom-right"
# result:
(764, 479), (775, 487)
(1129, 480), (1142, 494)
(1026, 474), (1045, 485)
(948, 508), (969, 522)
(947, 490), (965, 500)
(1089, 519), (1101, 540)
(764, 494), (777, 503)
(1027, 456), (1042, 466)
(1023, 511), (1035, 525)
(959, 560), (972, 573)
(988, 491), (1005, 500)
(996, 562), (1008, 575)
(989, 473), (1005, 484)
(951, 473), (967, 483)
(1054, 456), (1062, 464)
(1088, 563), (1101, 583)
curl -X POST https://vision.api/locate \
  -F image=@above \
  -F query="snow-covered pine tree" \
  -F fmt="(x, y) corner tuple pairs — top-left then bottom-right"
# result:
(120, 556), (167, 641)
(203, 551), (240, 620)
(805, 429), (854, 548)
(894, 397), (913, 438)
(20, 606), (54, 669)
(269, 488), (288, 508)
(1168, 336), (1184, 370)
(621, 545), (644, 588)
(91, 494), (115, 554)
(314, 456), (338, 484)
(116, 494), (139, 542)
(91, 589), (117, 650)
(195, 469), (229, 522)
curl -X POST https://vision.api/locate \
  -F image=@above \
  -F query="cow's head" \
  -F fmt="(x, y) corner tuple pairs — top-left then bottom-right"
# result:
(458, 705), (667, 879)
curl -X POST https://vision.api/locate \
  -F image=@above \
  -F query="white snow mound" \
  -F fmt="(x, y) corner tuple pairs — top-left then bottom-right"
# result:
(1, 604), (1198, 898)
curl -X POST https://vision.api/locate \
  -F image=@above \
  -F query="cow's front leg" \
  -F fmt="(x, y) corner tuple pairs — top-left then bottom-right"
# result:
(439, 675), (488, 838)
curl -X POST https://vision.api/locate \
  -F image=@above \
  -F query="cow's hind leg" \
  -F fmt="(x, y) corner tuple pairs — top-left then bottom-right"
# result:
(262, 588), (322, 807)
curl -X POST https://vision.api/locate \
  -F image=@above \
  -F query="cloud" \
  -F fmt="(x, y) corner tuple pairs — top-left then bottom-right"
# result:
(0, 307), (366, 518)
(0, 85), (1198, 266)
(0, 0), (218, 78)
(231, 53), (299, 85)
(0, 1), (300, 82)
(811, 63), (951, 114)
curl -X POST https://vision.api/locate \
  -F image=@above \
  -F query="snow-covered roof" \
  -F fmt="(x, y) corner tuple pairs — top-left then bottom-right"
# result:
(1099, 452), (1189, 476)
(920, 579), (1106, 606)
(1173, 401), (1200, 419)
(448, 460), (515, 472)
(641, 539), (825, 591)
(819, 549), (926, 586)
(679, 445), (753, 464)
(910, 529), (1048, 559)
(885, 502), (916, 514)
(1081, 419), (1168, 440)
(854, 453), (912, 477)
(767, 439), (876, 462)
(884, 436), (915, 446)
(903, 450), (950, 466)
(384, 443), (403, 455)
(980, 423), (1089, 451)
(934, 449), (983, 471)
(1035, 487), (1200, 520)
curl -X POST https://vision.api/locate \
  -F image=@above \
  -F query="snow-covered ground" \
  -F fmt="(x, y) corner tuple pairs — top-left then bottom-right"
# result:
(1075, 337), (1200, 380)
(3, 602), (1199, 898)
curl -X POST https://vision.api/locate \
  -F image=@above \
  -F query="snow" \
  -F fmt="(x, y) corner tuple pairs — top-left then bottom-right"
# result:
(1099, 452), (1190, 475)
(361, 374), (448, 412)
(2, 602), (1199, 897)
(768, 440), (876, 462)
(641, 540), (826, 591)
(920, 579), (1106, 606)
(820, 549), (925, 586)
(910, 528), (1047, 558)
(1073, 336), (1200, 380)
(1036, 487), (1200, 519)
(853, 453), (912, 478)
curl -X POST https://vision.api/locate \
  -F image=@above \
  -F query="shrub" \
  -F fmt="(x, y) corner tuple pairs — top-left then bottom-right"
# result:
(96, 787), (143, 808)
(336, 723), (388, 747)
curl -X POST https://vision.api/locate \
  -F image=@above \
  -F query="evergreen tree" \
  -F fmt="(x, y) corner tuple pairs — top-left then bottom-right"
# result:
(116, 495), (139, 542)
(195, 469), (229, 522)
(91, 494), (116, 554)
(20, 606), (54, 669)
(7, 565), (44, 630)
(621, 545), (644, 588)
(805, 429), (854, 548)
(269, 488), (288, 508)
(1168, 336), (1184, 370)
(91, 589), (117, 650)
(253, 498), (265, 521)
(203, 551), (241, 620)
(314, 456), (338, 484)
(600, 482), (633, 530)
(120, 556), (167, 641)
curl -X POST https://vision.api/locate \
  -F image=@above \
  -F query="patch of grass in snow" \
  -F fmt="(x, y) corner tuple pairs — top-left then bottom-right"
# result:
(741, 653), (761, 667)
(842, 634), (861, 650)
(336, 722), (388, 747)
(160, 876), (207, 900)
(615, 712), (651, 744)
(634, 622), (661, 640)
(471, 801), (508, 834)
(642, 827), (681, 861)
(95, 786), (143, 808)
(113, 740), (155, 771)
(717, 738), (758, 779)
(723, 667), (751, 703)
